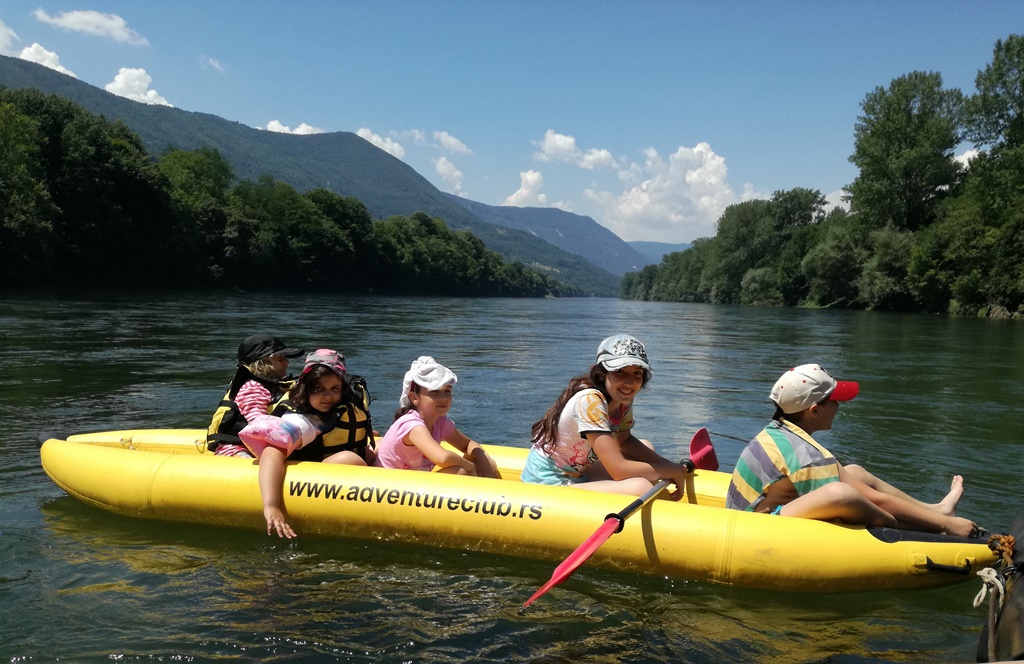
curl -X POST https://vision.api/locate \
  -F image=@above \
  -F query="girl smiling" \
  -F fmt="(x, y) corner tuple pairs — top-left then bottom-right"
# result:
(522, 334), (692, 498)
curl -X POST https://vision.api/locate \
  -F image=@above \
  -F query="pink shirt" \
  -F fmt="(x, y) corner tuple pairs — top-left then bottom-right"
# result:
(374, 410), (457, 471)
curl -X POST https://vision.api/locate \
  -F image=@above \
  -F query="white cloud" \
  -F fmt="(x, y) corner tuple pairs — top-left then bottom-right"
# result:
(434, 156), (465, 195)
(740, 183), (770, 202)
(357, 128), (405, 158)
(265, 120), (325, 135)
(824, 189), (850, 212)
(434, 130), (472, 155)
(392, 129), (427, 144)
(0, 19), (19, 55)
(954, 148), (980, 168)
(585, 142), (736, 242)
(201, 55), (225, 72)
(34, 9), (148, 45)
(19, 43), (76, 77)
(105, 67), (171, 106)
(503, 170), (549, 207)
(533, 129), (616, 170)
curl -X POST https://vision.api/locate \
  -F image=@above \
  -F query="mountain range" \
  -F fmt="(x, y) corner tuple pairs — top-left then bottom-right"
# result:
(446, 195), (652, 276)
(628, 241), (693, 264)
(0, 55), (687, 293)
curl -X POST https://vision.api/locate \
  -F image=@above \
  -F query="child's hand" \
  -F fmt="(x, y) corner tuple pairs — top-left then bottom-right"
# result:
(265, 507), (297, 539)
(662, 464), (693, 501)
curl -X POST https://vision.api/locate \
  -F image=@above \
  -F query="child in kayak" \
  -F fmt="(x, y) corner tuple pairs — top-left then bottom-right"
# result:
(725, 363), (978, 536)
(239, 349), (375, 538)
(521, 334), (692, 498)
(208, 334), (304, 458)
(374, 356), (500, 478)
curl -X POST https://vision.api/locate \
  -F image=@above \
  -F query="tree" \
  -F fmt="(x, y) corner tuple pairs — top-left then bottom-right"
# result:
(0, 102), (55, 283)
(159, 147), (235, 281)
(800, 209), (867, 307)
(226, 176), (355, 290)
(857, 227), (916, 310)
(846, 71), (964, 231)
(965, 35), (1024, 150)
(303, 189), (378, 271)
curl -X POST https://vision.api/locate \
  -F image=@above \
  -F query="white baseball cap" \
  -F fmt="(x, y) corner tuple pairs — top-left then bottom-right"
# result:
(770, 364), (859, 415)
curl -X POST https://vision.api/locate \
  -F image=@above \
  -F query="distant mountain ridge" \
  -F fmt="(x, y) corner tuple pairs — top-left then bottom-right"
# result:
(445, 196), (650, 276)
(0, 55), (620, 296)
(628, 241), (693, 265)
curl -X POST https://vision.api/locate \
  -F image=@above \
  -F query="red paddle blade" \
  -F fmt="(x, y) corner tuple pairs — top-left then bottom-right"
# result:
(522, 516), (619, 607)
(689, 427), (719, 471)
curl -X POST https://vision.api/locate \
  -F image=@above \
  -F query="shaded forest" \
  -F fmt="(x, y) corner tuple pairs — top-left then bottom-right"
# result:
(622, 36), (1024, 317)
(0, 87), (579, 297)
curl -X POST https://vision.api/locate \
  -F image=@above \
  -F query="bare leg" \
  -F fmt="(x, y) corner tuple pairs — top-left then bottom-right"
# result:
(572, 477), (656, 496)
(842, 464), (963, 516)
(780, 482), (898, 528)
(936, 475), (964, 515)
(323, 450), (368, 466)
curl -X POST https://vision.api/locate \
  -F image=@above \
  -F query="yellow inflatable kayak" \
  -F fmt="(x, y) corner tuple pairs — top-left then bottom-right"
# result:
(39, 429), (999, 593)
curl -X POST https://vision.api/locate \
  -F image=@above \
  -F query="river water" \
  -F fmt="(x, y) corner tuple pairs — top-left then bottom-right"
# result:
(3, 293), (1023, 662)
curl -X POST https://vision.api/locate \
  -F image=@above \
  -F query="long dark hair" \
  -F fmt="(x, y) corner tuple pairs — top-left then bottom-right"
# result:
(289, 365), (350, 413)
(532, 363), (653, 451)
(531, 364), (614, 453)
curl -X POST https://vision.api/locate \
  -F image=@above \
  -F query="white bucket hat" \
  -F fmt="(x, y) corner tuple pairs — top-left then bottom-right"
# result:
(399, 356), (457, 408)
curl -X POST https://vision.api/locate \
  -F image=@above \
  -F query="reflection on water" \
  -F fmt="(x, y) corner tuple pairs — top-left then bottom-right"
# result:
(5, 293), (1022, 661)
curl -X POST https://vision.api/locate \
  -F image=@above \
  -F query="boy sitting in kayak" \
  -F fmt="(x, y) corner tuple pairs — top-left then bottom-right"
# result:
(725, 364), (978, 537)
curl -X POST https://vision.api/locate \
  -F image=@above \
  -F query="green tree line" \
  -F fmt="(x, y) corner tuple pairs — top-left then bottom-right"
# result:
(0, 87), (578, 297)
(622, 36), (1024, 317)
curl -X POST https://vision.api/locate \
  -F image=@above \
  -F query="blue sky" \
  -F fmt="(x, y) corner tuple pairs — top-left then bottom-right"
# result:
(0, 2), (1019, 243)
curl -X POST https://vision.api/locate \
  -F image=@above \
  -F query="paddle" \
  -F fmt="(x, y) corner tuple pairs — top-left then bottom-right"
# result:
(689, 425), (718, 471)
(522, 427), (718, 607)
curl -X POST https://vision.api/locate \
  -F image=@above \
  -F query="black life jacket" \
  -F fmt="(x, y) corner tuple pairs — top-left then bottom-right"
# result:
(271, 374), (374, 462)
(206, 366), (294, 451)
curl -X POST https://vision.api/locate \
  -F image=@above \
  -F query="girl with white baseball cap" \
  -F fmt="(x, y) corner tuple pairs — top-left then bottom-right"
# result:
(725, 364), (979, 537)
(521, 334), (693, 499)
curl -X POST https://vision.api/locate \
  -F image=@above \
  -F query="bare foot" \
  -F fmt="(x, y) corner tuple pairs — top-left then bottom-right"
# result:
(933, 475), (964, 516)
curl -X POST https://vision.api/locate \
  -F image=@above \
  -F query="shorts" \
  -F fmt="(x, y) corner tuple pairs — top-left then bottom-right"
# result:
(521, 448), (587, 486)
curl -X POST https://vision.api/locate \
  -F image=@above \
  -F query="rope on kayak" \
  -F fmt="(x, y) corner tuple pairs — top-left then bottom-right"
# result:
(974, 567), (1004, 663)
(972, 534), (1018, 663)
(988, 533), (1016, 567)
(974, 567), (1005, 611)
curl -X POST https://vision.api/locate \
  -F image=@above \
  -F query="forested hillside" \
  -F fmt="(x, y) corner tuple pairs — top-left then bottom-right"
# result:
(0, 55), (620, 297)
(622, 36), (1024, 317)
(0, 88), (583, 297)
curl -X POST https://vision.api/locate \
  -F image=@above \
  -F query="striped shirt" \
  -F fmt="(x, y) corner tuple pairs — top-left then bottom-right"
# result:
(725, 419), (841, 512)
(235, 380), (274, 422)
